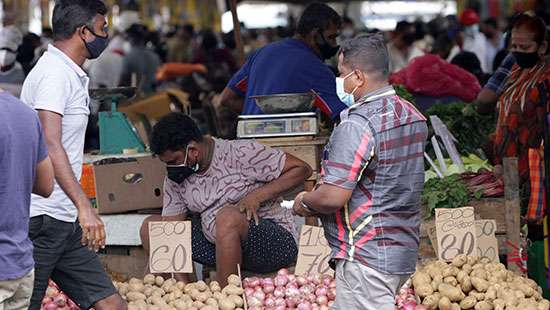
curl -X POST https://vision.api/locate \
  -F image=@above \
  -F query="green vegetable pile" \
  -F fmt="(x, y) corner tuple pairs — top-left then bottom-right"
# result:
(424, 103), (496, 156)
(425, 154), (493, 182)
(422, 174), (472, 219)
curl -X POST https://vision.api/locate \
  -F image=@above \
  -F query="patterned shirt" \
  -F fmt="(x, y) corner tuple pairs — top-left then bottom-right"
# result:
(319, 85), (428, 275)
(485, 53), (515, 95)
(162, 138), (296, 243)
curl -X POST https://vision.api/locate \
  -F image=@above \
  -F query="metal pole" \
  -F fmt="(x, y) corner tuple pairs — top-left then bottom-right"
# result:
(229, 0), (245, 66)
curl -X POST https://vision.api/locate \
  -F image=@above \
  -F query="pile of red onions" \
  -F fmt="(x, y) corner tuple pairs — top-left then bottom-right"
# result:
(41, 280), (80, 310)
(243, 269), (336, 310)
(395, 287), (427, 310)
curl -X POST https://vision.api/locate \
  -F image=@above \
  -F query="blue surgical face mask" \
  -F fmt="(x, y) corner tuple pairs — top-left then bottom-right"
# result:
(336, 71), (359, 107)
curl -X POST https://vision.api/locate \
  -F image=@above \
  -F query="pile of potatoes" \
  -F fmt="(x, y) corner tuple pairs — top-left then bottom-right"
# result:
(114, 274), (245, 310)
(412, 254), (550, 310)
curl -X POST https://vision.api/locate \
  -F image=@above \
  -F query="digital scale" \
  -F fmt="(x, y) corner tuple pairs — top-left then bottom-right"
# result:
(236, 93), (319, 139)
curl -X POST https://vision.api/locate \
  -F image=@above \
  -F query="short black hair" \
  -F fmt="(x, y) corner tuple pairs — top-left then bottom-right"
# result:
(296, 2), (341, 37)
(52, 0), (107, 41)
(150, 113), (203, 155)
(395, 20), (413, 33)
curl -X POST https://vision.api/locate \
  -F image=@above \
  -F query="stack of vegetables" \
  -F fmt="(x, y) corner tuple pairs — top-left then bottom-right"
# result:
(412, 255), (550, 310)
(115, 274), (245, 310)
(243, 268), (336, 310)
(41, 280), (80, 310)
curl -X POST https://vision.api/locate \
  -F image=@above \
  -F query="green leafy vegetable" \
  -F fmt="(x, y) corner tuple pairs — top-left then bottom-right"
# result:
(422, 174), (471, 218)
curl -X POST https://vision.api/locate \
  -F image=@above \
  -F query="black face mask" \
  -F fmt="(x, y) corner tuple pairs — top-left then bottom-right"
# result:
(316, 33), (339, 60)
(166, 146), (199, 184)
(513, 51), (540, 69)
(402, 33), (416, 46)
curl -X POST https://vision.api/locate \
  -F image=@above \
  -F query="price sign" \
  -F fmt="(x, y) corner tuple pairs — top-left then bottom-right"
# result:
(435, 207), (477, 261)
(475, 220), (499, 262)
(148, 221), (192, 273)
(295, 225), (334, 276)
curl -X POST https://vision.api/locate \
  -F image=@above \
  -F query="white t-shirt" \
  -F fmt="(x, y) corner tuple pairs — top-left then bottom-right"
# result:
(20, 44), (90, 222)
(463, 32), (489, 73)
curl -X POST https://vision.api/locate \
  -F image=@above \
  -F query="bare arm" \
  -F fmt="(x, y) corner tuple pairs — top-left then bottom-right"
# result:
(298, 184), (353, 215)
(38, 110), (105, 251)
(220, 87), (244, 114)
(32, 156), (54, 198)
(236, 153), (313, 223)
(476, 88), (499, 115)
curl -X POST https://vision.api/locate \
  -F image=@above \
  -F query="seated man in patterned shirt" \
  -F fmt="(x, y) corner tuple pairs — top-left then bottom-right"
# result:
(140, 113), (312, 286)
(294, 34), (428, 309)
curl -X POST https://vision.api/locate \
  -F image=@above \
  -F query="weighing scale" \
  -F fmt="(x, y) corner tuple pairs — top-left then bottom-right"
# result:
(236, 93), (319, 139)
(90, 87), (146, 154)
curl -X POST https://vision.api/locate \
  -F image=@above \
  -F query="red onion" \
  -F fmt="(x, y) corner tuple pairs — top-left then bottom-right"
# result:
(253, 289), (266, 302)
(286, 282), (299, 289)
(262, 277), (274, 286)
(399, 300), (417, 310)
(306, 293), (317, 303)
(316, 295), (329, 305)
(329, 279), (336, 288)
(53, 295), (67, 307)
(274, 275), (289, 287)
(328, 301), (334, 307)
(43, 302), (58, 310)
(245, 287), (255, 298)
(296, 276), (308, 286)
(264, 296), (276, 308)
(315, 287), (327, 297)
(274, 297), (286, 306)
(298, 301), (313, 310)
(277, 268), (289, 276)
(299, 284), (315, 295)
(286, 297), (298, 308)
(247, 296), (263, 307)
(312, 304), (321, 310)
(320, 305), (330, 310)
(273, 287), (285, 298)
(263, 284), (275, 294)
(327, 287), (336, 300)
(245, 277), (261, 288)
(288, 274), (296, 282)
(414, 305), (428, 310)
(274, 306), (286, 310)
(285, 287), (300, 298)
(321, 275), (333, 287)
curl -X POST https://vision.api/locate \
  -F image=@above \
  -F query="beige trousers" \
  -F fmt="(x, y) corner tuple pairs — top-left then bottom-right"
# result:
(0, 270), (34, 310)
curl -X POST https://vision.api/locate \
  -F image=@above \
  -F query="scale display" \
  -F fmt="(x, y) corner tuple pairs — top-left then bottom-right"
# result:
(237, 113), (318, 139)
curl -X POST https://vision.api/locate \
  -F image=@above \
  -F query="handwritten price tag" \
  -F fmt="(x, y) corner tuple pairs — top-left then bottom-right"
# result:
(435, 207), (477, 261)
(475, 220), (499, 262)
(148, 221), (192, 273)
(295, 225), (334, 276)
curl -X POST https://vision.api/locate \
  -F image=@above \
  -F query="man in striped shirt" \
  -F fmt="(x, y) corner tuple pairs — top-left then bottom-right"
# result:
(294, 34), (428, 309)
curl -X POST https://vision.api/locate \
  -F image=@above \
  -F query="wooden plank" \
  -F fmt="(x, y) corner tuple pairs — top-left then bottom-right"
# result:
(503, 157), (521, 273)
(229, 0), (245, 66)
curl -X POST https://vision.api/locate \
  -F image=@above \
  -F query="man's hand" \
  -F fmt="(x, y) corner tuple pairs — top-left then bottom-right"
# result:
(233, 194), (262, 225)
(292, 192), (317, 217)
(78, 201), (106, 252)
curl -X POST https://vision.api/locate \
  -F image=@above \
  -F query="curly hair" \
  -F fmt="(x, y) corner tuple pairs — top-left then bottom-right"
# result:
(150, 113), (203, 155)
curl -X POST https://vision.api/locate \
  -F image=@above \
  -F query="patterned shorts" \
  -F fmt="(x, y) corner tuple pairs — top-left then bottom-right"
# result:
(190, 215), (298, 273)
(0, 269), (34, 310)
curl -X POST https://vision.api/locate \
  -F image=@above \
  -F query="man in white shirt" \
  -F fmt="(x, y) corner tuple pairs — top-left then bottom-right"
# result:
(460, 9), (489, 73)
(387, 21), (425, 73)
(20, 1), (126, 309)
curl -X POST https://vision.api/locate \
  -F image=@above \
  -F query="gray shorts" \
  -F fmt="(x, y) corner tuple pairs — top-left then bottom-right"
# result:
(0, 269), (34, 310)
(28, 215), (117, 310)
(332, 260), (410, 310)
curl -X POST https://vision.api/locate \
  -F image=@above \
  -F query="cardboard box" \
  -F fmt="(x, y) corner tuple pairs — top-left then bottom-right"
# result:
(93, 156), (165, 214)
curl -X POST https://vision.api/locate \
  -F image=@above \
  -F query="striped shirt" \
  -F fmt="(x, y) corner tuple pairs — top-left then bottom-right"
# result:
(161, 138), (296, 243)
(319, 85), (428, 275)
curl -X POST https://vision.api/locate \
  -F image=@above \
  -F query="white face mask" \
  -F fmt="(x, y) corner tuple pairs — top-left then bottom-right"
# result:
(336, 71), (359, 107)
(0, 50), (16, 68)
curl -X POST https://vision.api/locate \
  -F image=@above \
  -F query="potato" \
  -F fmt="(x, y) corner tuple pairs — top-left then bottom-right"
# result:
(173, 300), (187, 310)
(451, 303), (462, 310)
(480, 257), (491, 264)
(474, 301), (493, 310)
(518, 284), (536, 297)
(518, 298), (539, 310)
(144, 274), (156, 285)
(192, 301), (204, 308)
(176, 281), (185, 291)
(467, 256), (479, 266)
(432, 275), (444, 291)
(127, 292), (147, 302)
(444, 276), (458, 286)
(205, 297), (218, 307)
(144, 287), (154, 297)
(413, 271), (432, 288)
(422, 292), (441, 310)
(222, 285), (243, 296)
(457, 271), (468, 284)
(439, 296), (453, 310)
(416, 285), (434, 298)
(459, 296), (477, 309)
(135, 300), (148, 310)
(213, 292), (226, 301)
(147, 306), (160, 310)
(471, 269), (488, 281)
(119, 283), (130, 296)
(471, 277), (489, 292)
(130, 278), (143, 285)
(195, 292), (210, 303)
(539, 300), (550, 310)
(493, 299), (505, 310)
(514, 290), (526, 300)
(155, 276), (165, 287)
(462, 264), (473, 275)
(228, 295), (243, 307)
(443, 267), (459, 278)
(184, 283), (196, 294)
(461, 276), (473, 294)
(201, 306), (217, 310)
(452, 254), (468, 268)
(439, 283), (465, 302)
(128, 304), (140, 310)
(227, 274), (242, 287)
(484, 287), (497, 301)
(129, 282), (146, 293)
(219, 298), (236, 310)
(195, 281), (208, 292)
(152, 288), (165, 297)
(189, 288), (200, 300)
(427, 265), (443, 279)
